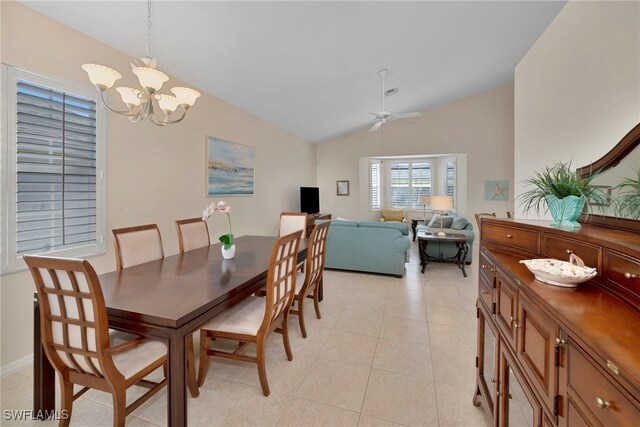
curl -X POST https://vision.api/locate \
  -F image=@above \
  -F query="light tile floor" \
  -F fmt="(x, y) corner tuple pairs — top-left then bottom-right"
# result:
(0, 243), (491, 426)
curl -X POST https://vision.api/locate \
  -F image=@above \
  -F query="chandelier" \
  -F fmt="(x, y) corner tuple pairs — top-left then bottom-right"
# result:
(81, 0), (200, 126)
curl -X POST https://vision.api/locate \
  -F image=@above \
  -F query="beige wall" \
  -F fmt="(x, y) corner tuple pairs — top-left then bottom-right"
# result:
(514, 1), (640, 219)
(0, 2), (316, 370)
(317, 84), (515, 222)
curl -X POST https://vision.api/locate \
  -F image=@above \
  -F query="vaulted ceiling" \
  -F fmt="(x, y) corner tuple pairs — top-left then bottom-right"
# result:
(21, 1), (566, 143)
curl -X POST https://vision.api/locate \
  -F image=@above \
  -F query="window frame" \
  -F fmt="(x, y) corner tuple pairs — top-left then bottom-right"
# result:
(1, 65), (107, 274)
(388, 160), (432, 210)
(369, 159), (382, 211)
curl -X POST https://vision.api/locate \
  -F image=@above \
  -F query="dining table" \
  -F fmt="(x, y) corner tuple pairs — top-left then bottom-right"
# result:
(33, 235), (314, 426)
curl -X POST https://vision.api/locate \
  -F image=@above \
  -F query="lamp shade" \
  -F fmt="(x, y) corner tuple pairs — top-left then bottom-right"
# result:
(116, 87), (142, 107)
(81, 64), (122, 90)
(171, 87), (201, 107)
(419, 195), (430, 205)
(431, 195), (452, 211)
(156, 94), (179, 113)
(132, 66), (169, 91)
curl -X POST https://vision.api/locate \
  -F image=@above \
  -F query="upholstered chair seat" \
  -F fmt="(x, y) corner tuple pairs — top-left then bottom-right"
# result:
(199, 296), (265, 336)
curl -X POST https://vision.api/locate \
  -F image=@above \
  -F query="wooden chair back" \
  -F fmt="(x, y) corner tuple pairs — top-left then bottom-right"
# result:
(279, 212), (307, 238)
(474, 212), (496, 228)
(24, 255), (113, 378)
(112, 224), (164, 270)
(506, 211), (514, 219)
(301, 221), (331, 296)
(261, 230), (302, 332)
(176, 218), (210, 254)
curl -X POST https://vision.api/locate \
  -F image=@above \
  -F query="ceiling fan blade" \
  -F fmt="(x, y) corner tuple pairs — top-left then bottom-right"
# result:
(369, 121), (383, 132)
(392, 112), (421, 120)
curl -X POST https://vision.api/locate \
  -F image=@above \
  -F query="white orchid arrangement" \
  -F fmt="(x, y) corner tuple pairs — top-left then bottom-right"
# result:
(202, 201), (233, 249)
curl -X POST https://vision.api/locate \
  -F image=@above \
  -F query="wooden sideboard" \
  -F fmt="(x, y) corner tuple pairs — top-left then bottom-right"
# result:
(474, 217), (640, 427)
(306, 213), (331, 238)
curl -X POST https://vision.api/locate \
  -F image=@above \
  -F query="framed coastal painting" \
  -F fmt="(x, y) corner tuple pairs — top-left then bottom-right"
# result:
(485, 180), (509, 201)
(206, 136), (255, 196)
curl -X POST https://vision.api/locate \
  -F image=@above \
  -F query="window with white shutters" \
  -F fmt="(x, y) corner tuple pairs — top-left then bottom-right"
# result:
(390, 161), (432, 209)
(442, 160), (456, 206)
(370, 160), (382, 211)
(2, 66), (106, 272)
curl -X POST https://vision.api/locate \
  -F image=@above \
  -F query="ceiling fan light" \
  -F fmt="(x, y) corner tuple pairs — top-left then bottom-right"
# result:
(116, 87), (142, 107)
(156, 94), (179, 113)
(81, 63), (122, 90)
(171, 87), (201, 107)
(132, 66), (169, 91)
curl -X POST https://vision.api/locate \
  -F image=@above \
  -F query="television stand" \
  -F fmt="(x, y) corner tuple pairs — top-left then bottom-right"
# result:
(306, 213), (331, 238)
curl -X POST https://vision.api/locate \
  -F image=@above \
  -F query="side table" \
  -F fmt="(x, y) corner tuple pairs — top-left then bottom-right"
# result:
(417, 230), (469, 277)
(411, 218), (424, 241)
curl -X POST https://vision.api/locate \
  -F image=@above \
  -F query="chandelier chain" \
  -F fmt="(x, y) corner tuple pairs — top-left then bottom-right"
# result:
(146, 0), (152, 58)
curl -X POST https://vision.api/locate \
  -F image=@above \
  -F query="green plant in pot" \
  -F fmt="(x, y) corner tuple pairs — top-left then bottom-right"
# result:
(518, 160), (605, 228)
(614, 168), (640, 219)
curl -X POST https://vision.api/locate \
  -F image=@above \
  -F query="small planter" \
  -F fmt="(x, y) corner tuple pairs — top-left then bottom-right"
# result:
(221, 244), (236, 259)
(545, 195), (585, 228)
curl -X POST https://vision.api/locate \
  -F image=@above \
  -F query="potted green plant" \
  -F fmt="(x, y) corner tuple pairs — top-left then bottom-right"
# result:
(614, 169), (640, 219)
(518, 160), (605, 228)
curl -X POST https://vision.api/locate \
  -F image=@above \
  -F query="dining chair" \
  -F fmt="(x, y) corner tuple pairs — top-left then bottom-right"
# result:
(279, 212), (307, 238)
(112, 223), (199, 397)
(176, 217), (210, 254)
(111, 224), (164, 270)
(474, 212), (496, 228)
(24, 255), (167, 427)
(289, 220), (330, 338)
(197, 230), (303, 397)
(506, 211), (514, 219)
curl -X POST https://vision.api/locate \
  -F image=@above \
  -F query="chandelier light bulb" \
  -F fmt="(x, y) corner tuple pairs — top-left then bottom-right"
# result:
(132, 66), (169, 92)
(116, 87), (142, 107)
(156, 94), (179, 113)
(171, 87), (201, 107)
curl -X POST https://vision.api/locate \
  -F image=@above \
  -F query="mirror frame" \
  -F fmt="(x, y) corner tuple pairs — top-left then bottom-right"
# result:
(577, 122), (640, 232)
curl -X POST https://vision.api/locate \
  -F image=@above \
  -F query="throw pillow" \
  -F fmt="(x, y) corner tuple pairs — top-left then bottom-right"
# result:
(428, 214), (454, 229)
(451, 216), (469, 230)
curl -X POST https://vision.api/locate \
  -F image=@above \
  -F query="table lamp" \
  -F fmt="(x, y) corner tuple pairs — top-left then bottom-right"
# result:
(419, 195), (430, 218)
(431, 196), (453, 237)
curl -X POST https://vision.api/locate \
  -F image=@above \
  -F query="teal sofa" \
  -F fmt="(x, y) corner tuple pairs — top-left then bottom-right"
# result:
(416, 214), (475, 264)
(320, 220), (411, 277)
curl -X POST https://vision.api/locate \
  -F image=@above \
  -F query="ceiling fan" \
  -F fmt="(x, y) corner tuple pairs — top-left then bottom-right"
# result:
(368, 69), (421, 132)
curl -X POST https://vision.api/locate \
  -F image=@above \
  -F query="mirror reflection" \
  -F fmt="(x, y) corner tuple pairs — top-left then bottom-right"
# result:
(507, 366), (534, 427)
(483, 324), (496, 403)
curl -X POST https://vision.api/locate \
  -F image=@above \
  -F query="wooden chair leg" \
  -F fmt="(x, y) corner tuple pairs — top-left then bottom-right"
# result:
(59, 377), (73, 427)
(256, 338), (270, 397)
(197, 332), (211, 387)
(282, 316), (294, 361)
(186, 334), (199, 398)
(111, 384), (126, 427)
(313, 288), (322, 319)
(297, 297), (308, 338)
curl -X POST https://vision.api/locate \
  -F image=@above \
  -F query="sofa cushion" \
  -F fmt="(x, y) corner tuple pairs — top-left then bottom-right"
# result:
(360, 221), (409, 236)
(451, 216), (469, 230)
(428, 214), (454, 229)
(328, 220), (359, 228)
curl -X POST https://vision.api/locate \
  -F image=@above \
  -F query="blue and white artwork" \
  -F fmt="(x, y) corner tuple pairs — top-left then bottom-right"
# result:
(206, 136), (255, 196)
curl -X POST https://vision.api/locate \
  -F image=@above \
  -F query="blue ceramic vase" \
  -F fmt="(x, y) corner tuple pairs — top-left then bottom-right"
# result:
(545, 195), (585, 228)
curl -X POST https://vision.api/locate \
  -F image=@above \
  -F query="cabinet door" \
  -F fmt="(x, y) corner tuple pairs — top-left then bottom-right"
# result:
(517, 291), (561, 421)
(476, 303), (499, 424)
(495, 268), (518, 351)
(499, 339), (542, 427)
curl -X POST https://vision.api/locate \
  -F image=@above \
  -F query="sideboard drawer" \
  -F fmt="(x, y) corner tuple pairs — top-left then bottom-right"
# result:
(479, 251), (495, 286)
(482, 224), (540, 254)
(479, 274), (494, 314)
(543, 234), (602, 275)
(604, 250), (640, 301)
(567, 342), (640, 427)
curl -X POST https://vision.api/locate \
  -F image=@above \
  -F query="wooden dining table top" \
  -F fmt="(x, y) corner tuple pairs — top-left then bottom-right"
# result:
(98, 235), (303, 329)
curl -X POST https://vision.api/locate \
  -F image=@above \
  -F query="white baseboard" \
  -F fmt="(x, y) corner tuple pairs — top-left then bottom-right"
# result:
(1, 354), (33, 377)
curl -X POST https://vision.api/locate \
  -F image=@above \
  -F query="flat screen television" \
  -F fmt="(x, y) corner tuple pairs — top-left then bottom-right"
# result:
(300, 187), (320, 214)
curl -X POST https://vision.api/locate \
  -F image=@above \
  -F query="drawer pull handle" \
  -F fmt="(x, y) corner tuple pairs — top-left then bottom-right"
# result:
(481, 290), (489, 295)
(624, 272), (637, 279)
(506, 234), (513, 238)
(566, 249), (573, 254)
(606, 360), (620, 375)
(481, 264), (489, 269)
(510, 316), (515, 322)
(491, 378), (496, 383)
(595, 397), (611, 409)
(514, 322), (520, 329)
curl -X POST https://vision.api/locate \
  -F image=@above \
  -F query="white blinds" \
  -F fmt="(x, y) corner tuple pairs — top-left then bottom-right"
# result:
(370, 161), (382, 210)
(442, 160), (456, 204)
(16, 80), (97, 255)
(390, 161), (431, 209)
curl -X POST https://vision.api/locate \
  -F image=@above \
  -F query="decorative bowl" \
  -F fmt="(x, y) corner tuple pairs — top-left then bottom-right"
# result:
(519, 257), (597, 288)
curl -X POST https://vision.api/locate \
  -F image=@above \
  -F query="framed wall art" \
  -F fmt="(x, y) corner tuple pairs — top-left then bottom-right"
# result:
(206, 136), (255, 196)
(337, 180), (349, 196)
(485, 180), (509, 201)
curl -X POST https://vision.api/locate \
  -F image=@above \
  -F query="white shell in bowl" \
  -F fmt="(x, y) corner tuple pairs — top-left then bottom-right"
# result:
(519, 258), (597, 288)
